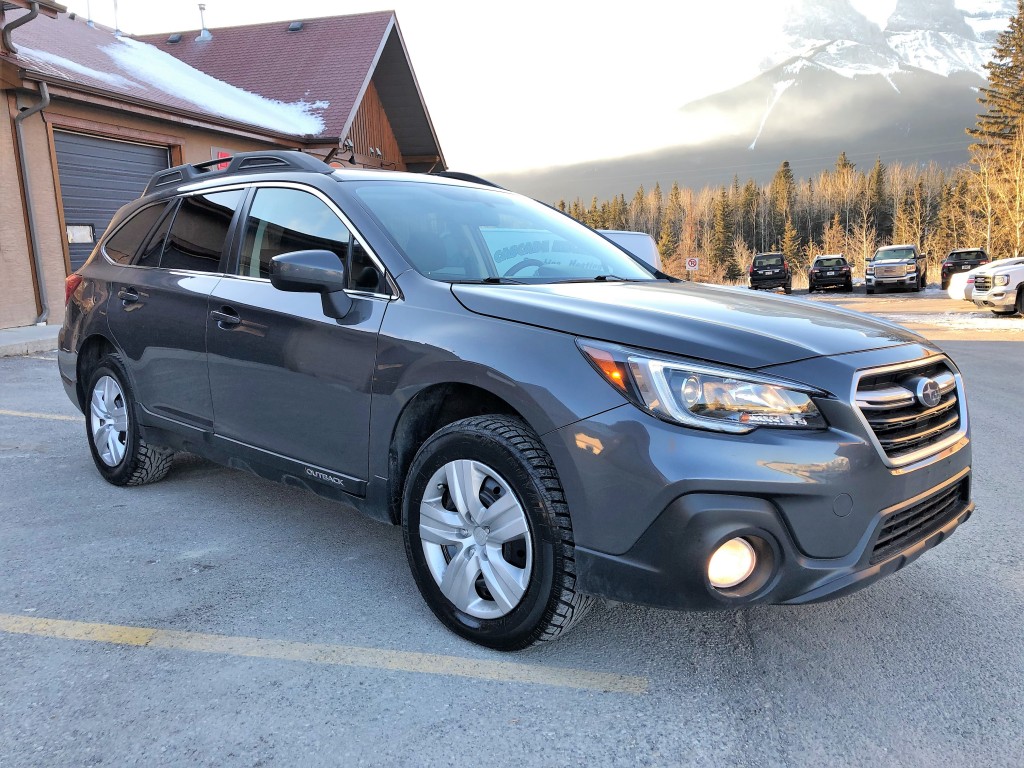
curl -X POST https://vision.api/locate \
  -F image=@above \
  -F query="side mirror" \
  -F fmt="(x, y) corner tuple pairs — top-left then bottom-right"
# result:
(270, 249), (352, 319)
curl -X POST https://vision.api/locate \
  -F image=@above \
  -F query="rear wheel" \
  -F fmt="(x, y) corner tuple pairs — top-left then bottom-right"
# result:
(402, 415), (593, 650)
(784, 281), (792, 295)
(85, 353), (173, 486)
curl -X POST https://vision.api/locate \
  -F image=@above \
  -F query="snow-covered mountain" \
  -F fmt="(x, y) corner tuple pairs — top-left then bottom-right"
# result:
(495, 0), (1016, 202)
(744, 0), (1008, 149)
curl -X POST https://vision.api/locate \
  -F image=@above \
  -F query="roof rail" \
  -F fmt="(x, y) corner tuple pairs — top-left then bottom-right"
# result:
(431, 171), (505, 190)
(144, 150), (333, 195)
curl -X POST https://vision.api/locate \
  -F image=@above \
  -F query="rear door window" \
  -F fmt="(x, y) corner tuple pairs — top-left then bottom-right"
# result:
(158, 190), (243, 273)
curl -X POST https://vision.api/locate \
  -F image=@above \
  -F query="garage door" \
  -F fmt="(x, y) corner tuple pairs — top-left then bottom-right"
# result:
(54, 131), (170, 271)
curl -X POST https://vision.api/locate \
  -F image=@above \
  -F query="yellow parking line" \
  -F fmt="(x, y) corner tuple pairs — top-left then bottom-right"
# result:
(0, 409), (80, 422)
(0, 613), (647, 695)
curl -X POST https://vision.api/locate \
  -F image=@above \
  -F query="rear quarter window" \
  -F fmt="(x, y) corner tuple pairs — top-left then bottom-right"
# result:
(102, 204), (169, 264)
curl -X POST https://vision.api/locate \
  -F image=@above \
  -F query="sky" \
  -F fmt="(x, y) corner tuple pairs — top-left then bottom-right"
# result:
(59, 1), (902, 173)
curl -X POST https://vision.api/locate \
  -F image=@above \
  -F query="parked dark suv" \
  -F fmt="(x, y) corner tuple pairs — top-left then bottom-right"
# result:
(807, 254), (853, 293)
(748, 252), (792, 293)
(941, 248), (989, 290)
(59, 152), (974, 650)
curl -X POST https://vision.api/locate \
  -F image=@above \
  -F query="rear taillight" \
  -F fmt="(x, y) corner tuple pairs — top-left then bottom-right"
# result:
(942, 261), (951, 268)
(842, 266), (850, 272)
(65, 274), (83, 304)
(782, 261), (789, 270)
(981, 260), (989, 265)
(748, 265), (753, 274)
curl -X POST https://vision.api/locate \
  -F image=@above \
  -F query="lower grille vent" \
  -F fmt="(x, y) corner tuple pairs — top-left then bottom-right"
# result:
(870, 479), (969, 565)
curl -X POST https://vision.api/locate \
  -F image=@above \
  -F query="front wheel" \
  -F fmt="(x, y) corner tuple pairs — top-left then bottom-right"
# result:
(402, 416), (594, 650)
(85, 353), (173, 486)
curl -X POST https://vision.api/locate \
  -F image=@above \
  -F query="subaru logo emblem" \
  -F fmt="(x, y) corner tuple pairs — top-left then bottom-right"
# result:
(916, 378), (941, 408)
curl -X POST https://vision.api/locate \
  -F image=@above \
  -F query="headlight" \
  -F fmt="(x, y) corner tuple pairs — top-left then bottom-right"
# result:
(907, 263), (917, 273)
(995, 274), (1010, 286)
(866, 266), (874, 275)
(578, 340), (828, 433)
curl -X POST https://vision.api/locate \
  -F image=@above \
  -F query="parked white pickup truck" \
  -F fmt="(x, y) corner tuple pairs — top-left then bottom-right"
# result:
(971, 257), (1024, 316)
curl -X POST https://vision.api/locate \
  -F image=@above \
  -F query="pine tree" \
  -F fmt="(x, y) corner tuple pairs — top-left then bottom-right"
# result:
(969, 0), (1024, 149)
(781, 217), (801, 266)
(835, 151), (855, 172)
(710, 187), (734, 270)
(769, 161), (796, 243)
(867, 156), (891, 239)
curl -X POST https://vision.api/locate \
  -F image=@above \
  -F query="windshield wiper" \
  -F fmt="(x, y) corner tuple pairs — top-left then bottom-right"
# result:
(449, 277), (526, 285)
(552, 275), (646, 283)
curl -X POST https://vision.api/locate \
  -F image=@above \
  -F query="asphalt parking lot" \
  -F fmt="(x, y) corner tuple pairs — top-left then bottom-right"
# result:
(2, 291), (1022, 767)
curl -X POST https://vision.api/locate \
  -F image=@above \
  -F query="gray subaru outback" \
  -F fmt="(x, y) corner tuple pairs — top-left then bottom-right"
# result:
(58, 152), (974, 650)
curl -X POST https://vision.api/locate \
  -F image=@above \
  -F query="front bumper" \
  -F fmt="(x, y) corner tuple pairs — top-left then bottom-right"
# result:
(574, 471), (972, 610)
(867, 274), (920, 290)
(973, 289), (1017, 310)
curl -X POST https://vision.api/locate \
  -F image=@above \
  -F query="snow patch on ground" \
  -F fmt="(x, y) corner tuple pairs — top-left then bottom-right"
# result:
(879, 312), (1024, 331)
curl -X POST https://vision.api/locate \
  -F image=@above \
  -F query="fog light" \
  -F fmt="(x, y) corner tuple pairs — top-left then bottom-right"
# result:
(708, 537), (756, 589)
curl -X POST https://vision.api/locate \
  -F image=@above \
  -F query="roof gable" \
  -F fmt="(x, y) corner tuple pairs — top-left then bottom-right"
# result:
(137, 12), (443, 164)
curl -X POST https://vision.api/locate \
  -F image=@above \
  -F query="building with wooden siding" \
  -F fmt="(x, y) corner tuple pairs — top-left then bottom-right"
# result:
(1, 2), (444, 330)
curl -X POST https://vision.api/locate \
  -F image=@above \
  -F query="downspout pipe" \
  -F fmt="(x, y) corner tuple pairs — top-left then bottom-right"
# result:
(15, 79), (52, 324)
(2, 1), (39, 55)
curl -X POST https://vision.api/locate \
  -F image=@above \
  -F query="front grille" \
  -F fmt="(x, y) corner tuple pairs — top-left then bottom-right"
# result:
(875, 264), (907, 277)
(974, 275), (991, 292)
(870, 478), (969, 564)
(855, 358), (963, 465)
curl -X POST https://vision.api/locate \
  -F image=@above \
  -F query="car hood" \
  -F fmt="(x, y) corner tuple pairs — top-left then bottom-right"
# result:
(452, 281), (920, 369)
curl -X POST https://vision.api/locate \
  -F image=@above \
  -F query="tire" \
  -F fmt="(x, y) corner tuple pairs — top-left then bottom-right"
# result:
(807, 282), (815, 294)
(992, 308), (1017, 316)
(866, 287), (874, 295)
(844, 280), (853, 293)
(1017, 287), (1024, 315)
(402, 415), (594, 650)
(784, 282), (792, 295)
(85, 353), (173, 486)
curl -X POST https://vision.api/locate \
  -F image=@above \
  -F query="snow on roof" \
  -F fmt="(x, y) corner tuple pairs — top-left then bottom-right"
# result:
(105, 37), (327, 136)
(10, 11), (327, 137)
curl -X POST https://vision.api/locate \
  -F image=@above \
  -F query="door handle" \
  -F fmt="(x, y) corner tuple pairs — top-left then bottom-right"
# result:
(210, 308), (241, 328)
(117, 287), (140, 305)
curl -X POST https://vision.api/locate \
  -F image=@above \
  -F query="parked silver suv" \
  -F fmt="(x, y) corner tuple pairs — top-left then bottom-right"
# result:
(58, 152), (974, 649)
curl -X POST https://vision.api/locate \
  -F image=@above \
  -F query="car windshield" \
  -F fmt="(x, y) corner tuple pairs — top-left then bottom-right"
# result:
(754, 255), (783, 267)
(348, 181), (656, 283)
(814, 257), (846, 268)
(873, 248), (915, 261)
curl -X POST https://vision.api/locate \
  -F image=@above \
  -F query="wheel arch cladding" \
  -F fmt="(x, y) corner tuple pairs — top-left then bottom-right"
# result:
(386, 382), (524, 525)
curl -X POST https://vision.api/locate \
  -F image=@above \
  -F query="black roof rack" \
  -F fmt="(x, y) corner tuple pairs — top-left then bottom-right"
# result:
(430, 171), (505, 190)
(144, 150), (333, 195)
